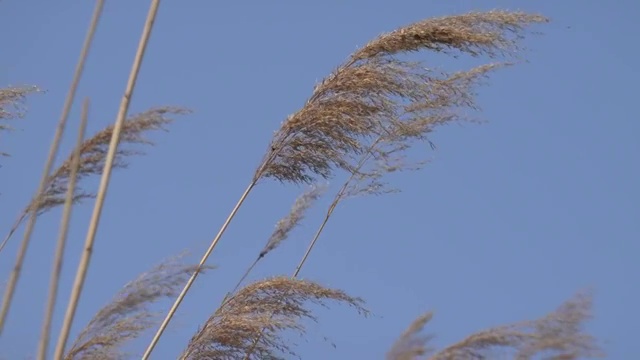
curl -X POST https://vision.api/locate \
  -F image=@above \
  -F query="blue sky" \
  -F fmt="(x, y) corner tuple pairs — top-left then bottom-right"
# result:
(1, 1), (638, 359)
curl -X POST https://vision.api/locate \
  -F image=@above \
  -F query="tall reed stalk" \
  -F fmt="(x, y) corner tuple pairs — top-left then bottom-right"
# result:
(0, 0), (105, 333)
(37, 98), (90, 360)
(52, 0), (163, 358)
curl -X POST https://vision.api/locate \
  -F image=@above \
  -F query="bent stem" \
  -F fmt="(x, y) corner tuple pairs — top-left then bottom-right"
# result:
(0, 0), (105, 334)
(53, 0), (161, 358)
(142, 180), (257, 360)
(37, 98), (90, 360)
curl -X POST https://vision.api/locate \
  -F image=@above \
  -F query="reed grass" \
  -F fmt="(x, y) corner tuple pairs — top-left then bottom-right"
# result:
(0, 85), (41, 132)
(180, 276), (368, 360)
(386, 292), (602, 360)
(1, 5), (606, 360)
(38, 98), (91, 360)
(0, 0), (104, 331)
(64, 255), (213, 360)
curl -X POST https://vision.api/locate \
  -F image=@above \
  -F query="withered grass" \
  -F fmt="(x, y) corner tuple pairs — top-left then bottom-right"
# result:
(180, 276), (367, 360)
(148, 11), (551, 351)
(64, 256), (213, 360)
(0, 107), (189, 254)
(385, 292), (602, 360)
(2, 7), (606, 360)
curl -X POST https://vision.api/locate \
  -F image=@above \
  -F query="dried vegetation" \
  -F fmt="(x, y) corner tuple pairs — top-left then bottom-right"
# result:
(2, 7), (606, 360)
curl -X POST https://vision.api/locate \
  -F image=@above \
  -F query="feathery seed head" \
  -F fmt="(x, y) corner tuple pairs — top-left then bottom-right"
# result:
(255, 11), (547, 185)
(181, 276), (368, 360)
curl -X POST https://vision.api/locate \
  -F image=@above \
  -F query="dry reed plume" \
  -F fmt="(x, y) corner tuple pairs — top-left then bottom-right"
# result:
(0, 106), (189, 254)
(227, 184), (327, 299)
(146, 12), (549, 354)
(211, 11), (551, 359)
(0, 85), (41, 156)
(255, 11), (548, 185)
(3, 7), (599, 360)
(64, 255), (213, 360)
(180, 276), (368, 360)
(0, 85), (41, 123)
(387, 292), (602, 360)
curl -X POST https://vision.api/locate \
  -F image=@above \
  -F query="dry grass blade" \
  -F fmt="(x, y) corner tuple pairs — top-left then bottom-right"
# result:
(387, 312), (434, 360)
(64, 256), (214, 360)
(255, 11), (547, 185)
(181, 276), (368, 360)
(428, 292), (602, 360)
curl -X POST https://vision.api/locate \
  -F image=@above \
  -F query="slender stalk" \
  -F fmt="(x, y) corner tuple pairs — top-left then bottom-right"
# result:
(294, 142), (376, 277)
(243, 147), (376, 360)
(53, 1), (161, 358)
(37, 98), (90, 360)
(0, 0), (104, 334)
(0, 213), (27, 255)
(142, 180), (257, 360)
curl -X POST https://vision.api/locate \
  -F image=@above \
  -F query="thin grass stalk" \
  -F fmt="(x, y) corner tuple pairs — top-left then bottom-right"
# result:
(293, 143), (377, 277)
(37, 98), (90, 360)
(219, 185), (326, 309)
(142, 180), (257, 359)
(142, 21), (298, 354)
(143, 139), (278, 358)
(53, 1), (161, 358)
(240, 147), (375, 360)
(0, 0), (105, 333)
(0, 214), (26, 254)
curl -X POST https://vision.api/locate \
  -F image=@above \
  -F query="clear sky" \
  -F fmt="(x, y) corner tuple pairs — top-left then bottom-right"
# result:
(1, 1), (638, 359)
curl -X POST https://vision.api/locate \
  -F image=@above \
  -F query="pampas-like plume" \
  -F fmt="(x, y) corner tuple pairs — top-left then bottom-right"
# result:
(386, 292), (602, 360)
(260, 184), (327, 258)
(292, 64), (506, 278)
(0, 85), (40, 124)
(180, 276), (368, 360)
(386, 312), (434, 360)
(34, 106), (189, 214)
(145, 11), (548, 356)
(0, 85), (41, 156)
(256, 11), (547, 185)
(228, 185), (327, 299)
(0, 106), (189, 254)
(64, 256), (213, 360)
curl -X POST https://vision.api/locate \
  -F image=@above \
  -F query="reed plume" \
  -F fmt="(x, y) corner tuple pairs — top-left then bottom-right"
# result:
(387, 312), (434, 360)
(227, 184), (327, 299)
(386, 292), (602, 360)
(0, 85), (41, 156)
(180, 276), (367, 360)
(0, 85), (40, 122)
(256, 11), (547, 185)
(145, 10), (548, 356)
(0, 106), (189, 254)
(64, 255), (213, 360)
